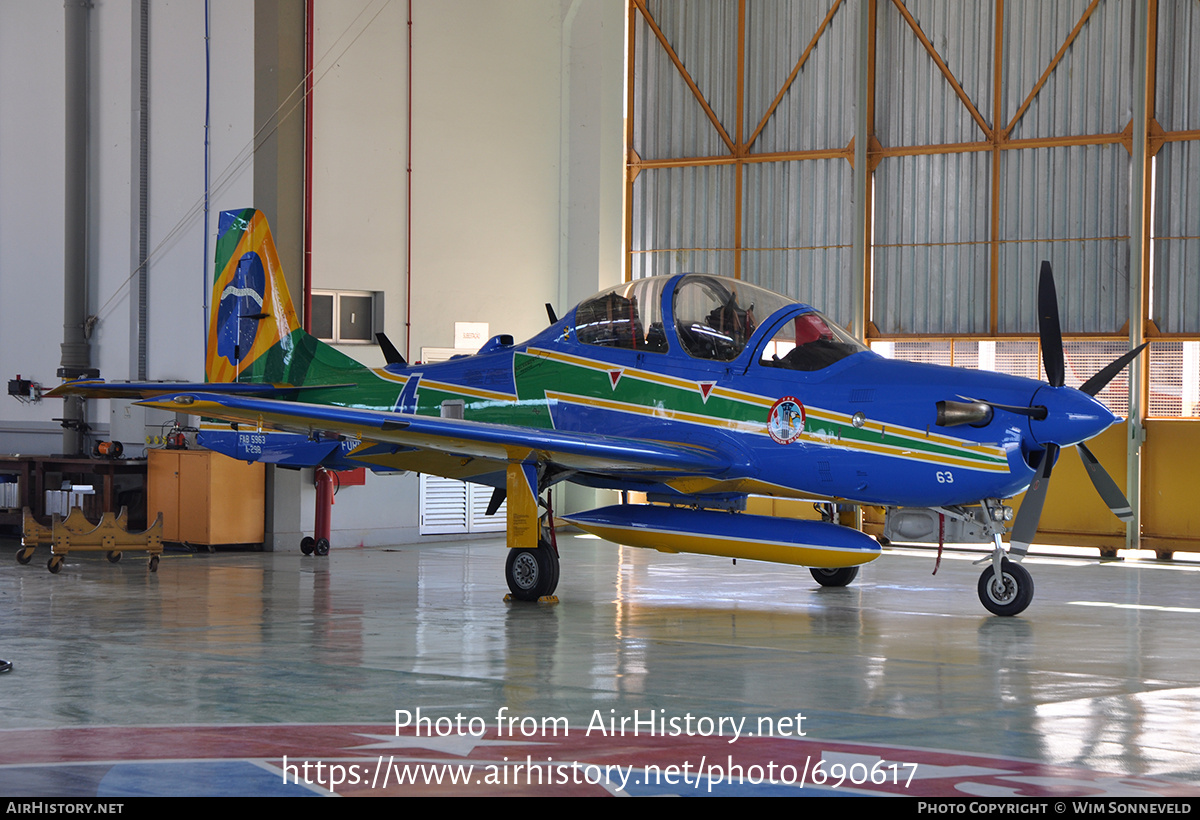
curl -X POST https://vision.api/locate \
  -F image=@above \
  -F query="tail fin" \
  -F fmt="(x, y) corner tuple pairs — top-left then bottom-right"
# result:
(207, 209), (374, 387)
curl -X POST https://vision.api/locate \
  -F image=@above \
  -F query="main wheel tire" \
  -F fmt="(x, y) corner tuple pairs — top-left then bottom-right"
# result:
(810, 566), (859, 587)
(505, 540), (559, 601)
(314, 538), (330, 556)
(540, 538), (560, 593)
(300, 536), (315, 556)
(978, 558), (1034, 616)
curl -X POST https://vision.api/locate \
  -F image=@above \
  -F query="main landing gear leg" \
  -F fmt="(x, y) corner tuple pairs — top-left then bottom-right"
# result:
(977, 532), (1034, 617)
(503, 462), (559, 602)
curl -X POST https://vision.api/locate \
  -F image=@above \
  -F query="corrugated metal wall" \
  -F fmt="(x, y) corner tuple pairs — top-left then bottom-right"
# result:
(741, 159), (854, 321)
(625, 0), (1200, 550)
(625, 0), (1199, 338)
(873, 151), (992, 334)
(871, 0), (995, 335)
(1152, 1), (1200, 335)
(630, 165), (738, 277)
(628, 0), (860, 326)
(743, 0), (856, 153)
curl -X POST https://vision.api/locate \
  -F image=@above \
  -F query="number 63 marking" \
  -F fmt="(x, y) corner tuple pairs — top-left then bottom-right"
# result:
(935, 470), (954, 484)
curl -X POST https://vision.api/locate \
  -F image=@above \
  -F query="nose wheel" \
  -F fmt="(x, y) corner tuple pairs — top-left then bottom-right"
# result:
(977, 557), (1034, 616)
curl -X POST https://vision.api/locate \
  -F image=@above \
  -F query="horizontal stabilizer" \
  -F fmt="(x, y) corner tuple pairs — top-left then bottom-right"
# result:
(46, 380), (356, 400)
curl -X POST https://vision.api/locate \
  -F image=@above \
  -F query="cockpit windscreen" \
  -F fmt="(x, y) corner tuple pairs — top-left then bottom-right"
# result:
(758, 311), (866, 371)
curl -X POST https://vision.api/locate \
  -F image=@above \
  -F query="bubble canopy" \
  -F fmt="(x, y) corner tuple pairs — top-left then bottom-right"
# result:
(572, 274), (864, 370)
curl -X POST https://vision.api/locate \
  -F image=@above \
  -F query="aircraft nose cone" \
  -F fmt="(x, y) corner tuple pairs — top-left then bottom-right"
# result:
(1028, 385), (1119, 447)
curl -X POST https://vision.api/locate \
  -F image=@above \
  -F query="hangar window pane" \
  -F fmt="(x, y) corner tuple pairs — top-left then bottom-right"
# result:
(339, 295), (374, 342)
(1065, 341), (1132, 417)
(311, 294), (334, 340)
(873, 340), (952, 367)
(1147, 341), (1200, 419)
(873, 339), (1142, 418)
(312, 290), (380, 345)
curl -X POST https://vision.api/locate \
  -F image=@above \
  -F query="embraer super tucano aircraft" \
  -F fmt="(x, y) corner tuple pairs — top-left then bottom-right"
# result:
(52, 209), (1142, 616)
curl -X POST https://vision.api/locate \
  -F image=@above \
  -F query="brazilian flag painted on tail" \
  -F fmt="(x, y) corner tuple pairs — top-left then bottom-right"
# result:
(207, 208), (375, 390)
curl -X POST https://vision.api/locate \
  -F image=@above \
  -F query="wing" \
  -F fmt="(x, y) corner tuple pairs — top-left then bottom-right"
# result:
(136, 392), (733, 479)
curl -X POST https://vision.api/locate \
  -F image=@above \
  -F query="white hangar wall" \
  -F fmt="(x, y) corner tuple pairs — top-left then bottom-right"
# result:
(310, 0), (624, 362)
(0, 1), (66, 452)
(293, 0), (625, 548)
(0, 1), (255, 451)
(0, 1), (624, 548)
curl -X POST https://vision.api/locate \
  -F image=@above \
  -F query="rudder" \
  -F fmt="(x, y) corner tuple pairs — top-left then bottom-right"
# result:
(207, 209), (303, 383)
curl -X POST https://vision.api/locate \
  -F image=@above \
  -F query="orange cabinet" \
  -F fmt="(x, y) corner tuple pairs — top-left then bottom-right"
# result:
(148, 449), (265, 546)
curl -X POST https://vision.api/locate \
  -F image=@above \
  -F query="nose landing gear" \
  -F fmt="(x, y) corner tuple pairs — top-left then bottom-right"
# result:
(977, 556), (1034, 617)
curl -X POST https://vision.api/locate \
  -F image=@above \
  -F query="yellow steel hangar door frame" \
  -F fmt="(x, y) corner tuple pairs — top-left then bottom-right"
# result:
(624, 0), (1200, 555)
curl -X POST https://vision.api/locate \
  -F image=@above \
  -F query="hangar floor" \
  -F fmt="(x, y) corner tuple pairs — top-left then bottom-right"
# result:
(2, 531), (1199, 797)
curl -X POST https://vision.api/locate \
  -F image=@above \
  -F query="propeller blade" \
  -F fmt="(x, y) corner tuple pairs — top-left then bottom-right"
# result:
(1078, 342), (1149, 397)
(1038, 261), (1065, 387)
(1009, 442), (1058, 559)
(1076, 441), (1133, 521)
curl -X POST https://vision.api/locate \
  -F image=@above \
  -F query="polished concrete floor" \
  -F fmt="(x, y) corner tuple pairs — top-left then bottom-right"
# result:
(2, 530), (1199, 797)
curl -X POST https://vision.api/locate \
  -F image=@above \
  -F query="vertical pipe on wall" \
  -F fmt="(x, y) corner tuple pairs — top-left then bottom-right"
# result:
(137, 0), (149, 380)
(404, 0), (413, 361)
(558, 0), (581, 312)
(849, 0), (870, 342)
(203, 0), (212, 350)
(1126, 0), (1151, 551)
(623, 0), (637, 283)
(61, 0), (92, 455)
(989, 0), (1004, 336)
(304, 0), (314, 332)
(732, 0), (744, 281)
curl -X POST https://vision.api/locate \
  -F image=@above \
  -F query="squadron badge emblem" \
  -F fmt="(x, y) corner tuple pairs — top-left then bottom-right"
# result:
(767, 396), (805, 444)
